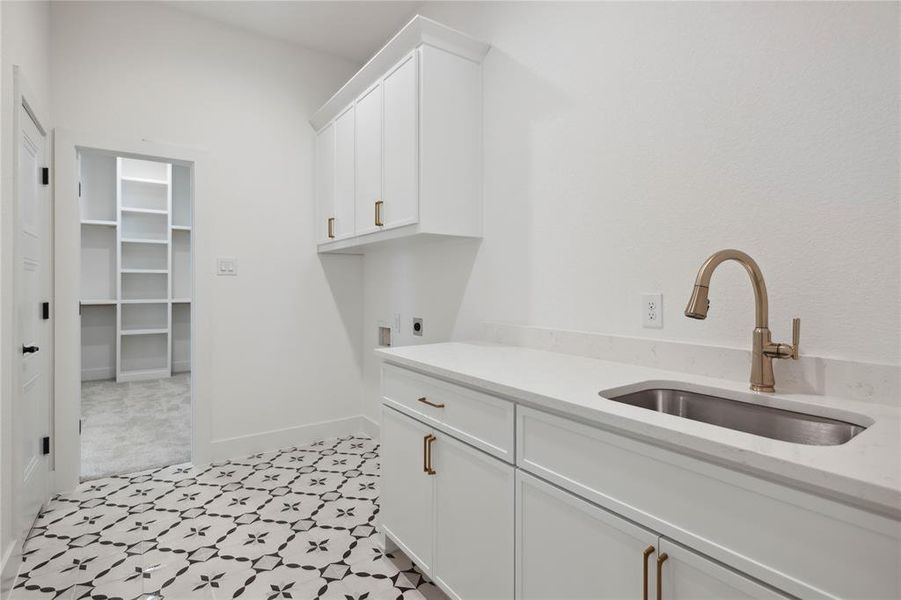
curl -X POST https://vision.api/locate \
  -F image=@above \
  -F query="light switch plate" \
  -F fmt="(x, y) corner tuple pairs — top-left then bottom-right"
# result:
(217, 257), (237, 276)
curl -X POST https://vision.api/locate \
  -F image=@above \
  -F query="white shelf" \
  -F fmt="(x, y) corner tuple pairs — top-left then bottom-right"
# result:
(121, 328), (168, 336)
(122, 238), (168, 245)
(121, 207), (168, 215)
(81, 154), (192, 384)
(121, 175), (168, 185)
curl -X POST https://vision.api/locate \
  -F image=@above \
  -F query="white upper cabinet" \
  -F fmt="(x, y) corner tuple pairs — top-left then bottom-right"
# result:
(354, 83), (383, 236)
(314, 122), (334, 244)
(381, 51), (419, 230)
(333, 106), (355, 239)
(311, 16), (489, 253)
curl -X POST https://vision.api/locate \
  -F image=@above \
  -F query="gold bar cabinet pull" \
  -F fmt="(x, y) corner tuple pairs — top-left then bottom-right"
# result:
(375, 200), (384, 226)
(656, 553), (669, 600)
(417, 397), (445, 409)
(425, 434), (436, 475)
(642, 545), (655, 600)
(422, 434), (430, 473)
(327, 217), (335, 239)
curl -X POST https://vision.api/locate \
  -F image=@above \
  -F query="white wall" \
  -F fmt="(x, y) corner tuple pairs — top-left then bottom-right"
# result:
(363, 2), (900, 421)
(0, 0), (52, 583)
(50, 2), (364, 459)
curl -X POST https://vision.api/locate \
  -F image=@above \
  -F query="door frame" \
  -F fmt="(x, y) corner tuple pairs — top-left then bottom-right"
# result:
(52, 129), (209, 492)
(1, 65), (52, 593)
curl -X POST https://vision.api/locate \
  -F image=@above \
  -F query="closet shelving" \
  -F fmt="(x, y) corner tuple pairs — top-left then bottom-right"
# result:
(79, 152), (192, 383)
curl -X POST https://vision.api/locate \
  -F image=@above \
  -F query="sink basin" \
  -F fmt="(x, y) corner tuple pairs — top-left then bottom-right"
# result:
(602, 387), (865, 446)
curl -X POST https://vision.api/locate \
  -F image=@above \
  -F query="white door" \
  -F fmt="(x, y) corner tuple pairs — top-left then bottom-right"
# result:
(14, 101), (52, 542)
(433, 431), (514, 600)
(315, 122), (335, 243)
(517, 471), (659, 600)
(657, 539), (788, 600)
(381, 50), (419, 229)
(379, 406), (434, 574)
(333, 105), (355, 239)
(354, 82), (382, 235)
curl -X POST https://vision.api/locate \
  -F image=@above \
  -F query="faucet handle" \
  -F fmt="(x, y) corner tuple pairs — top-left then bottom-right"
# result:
(791, 317), (800, 359)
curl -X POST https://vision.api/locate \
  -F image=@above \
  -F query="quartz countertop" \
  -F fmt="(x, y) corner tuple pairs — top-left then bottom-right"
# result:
(375, 342), (901, 518)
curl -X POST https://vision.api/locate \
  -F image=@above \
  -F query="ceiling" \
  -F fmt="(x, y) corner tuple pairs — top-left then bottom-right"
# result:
(168, 1), (424, 64)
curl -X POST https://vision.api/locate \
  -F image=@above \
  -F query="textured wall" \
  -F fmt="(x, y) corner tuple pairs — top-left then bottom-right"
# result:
(50, 2), (364, 453)
(363, 1), (900, 421)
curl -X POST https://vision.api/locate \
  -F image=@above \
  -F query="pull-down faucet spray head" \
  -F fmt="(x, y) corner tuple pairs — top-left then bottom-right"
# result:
(684, 285), (710, 320)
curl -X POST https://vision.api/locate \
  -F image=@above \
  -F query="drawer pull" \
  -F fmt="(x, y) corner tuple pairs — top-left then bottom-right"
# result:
(425, 434), (436, 475)
(642, 545), (655, 600)
(656, 553), (668, 600)
(417, 396), (445, 409)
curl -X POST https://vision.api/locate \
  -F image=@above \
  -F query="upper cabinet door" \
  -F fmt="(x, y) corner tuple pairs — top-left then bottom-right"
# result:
(381, 50), (419, 229)
(354, 82), (382, 235)
(656, 539), (789, 600)
(333, 106), (355, 239)
(314, 122), (335, 244)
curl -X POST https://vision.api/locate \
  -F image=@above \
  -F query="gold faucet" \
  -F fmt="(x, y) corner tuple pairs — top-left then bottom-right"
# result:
(685, 249), (800, 393)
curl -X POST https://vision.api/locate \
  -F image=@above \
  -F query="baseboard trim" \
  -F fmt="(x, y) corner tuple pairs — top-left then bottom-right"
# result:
(80, 366), (114, 381)
(359, 415), (380, 440)
(207, 415), (379, 462)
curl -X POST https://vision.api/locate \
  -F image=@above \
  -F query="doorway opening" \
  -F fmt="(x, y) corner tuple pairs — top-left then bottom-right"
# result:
(78, 150), (193, 480)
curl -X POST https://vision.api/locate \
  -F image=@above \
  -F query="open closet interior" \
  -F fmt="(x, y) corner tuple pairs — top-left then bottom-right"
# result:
(79, 150), (193, 479)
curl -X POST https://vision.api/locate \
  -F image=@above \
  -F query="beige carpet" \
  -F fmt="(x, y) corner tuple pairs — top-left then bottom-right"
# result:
(80, 373), (191, 481)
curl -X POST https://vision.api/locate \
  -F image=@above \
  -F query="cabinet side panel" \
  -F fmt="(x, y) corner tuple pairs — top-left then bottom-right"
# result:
(419, 45), (482, 237)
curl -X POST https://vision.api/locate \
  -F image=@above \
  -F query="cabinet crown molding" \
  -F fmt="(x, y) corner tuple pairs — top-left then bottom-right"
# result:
(310, 15), (489, 131)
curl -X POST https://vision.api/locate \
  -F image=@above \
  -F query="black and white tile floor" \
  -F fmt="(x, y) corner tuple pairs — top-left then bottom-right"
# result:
(12, 436), (445, 600)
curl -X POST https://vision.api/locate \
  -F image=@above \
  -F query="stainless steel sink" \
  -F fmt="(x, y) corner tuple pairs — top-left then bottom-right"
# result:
(602, 388), (865, 445)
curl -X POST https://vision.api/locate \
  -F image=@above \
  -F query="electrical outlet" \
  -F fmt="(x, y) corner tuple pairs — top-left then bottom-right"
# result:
(413, 317), (423, 336)
(642, 293), (663, 328)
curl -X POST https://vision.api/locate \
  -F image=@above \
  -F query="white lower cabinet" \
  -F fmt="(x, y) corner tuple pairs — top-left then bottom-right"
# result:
(380, 405), (434, 573)
(380, 364), (891, 600)
(656, 539), (787, 600)
(380, 405), (514, 598)
(517, 471), (657, 599)
(517, 471), (788, 600)
(433, 431), (514, 599)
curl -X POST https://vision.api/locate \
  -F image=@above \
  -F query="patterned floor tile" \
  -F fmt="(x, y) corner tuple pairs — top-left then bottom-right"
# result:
(11, 435), (445, 600)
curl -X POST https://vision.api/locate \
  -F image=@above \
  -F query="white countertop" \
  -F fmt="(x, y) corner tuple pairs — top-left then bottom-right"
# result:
(375, 342), (901, 518)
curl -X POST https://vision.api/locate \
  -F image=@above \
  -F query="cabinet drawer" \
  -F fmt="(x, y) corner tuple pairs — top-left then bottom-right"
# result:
(517, 406), (901, 600)
(382, 364), (514, 462)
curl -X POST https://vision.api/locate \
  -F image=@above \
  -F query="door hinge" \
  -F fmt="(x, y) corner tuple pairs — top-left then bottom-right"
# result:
(79, 419), (83, 435)
(41, 436), (50, 455)
(78, 181), (82, 197)
(41, 167), (49, 185)
(42, 301), (50, 320)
